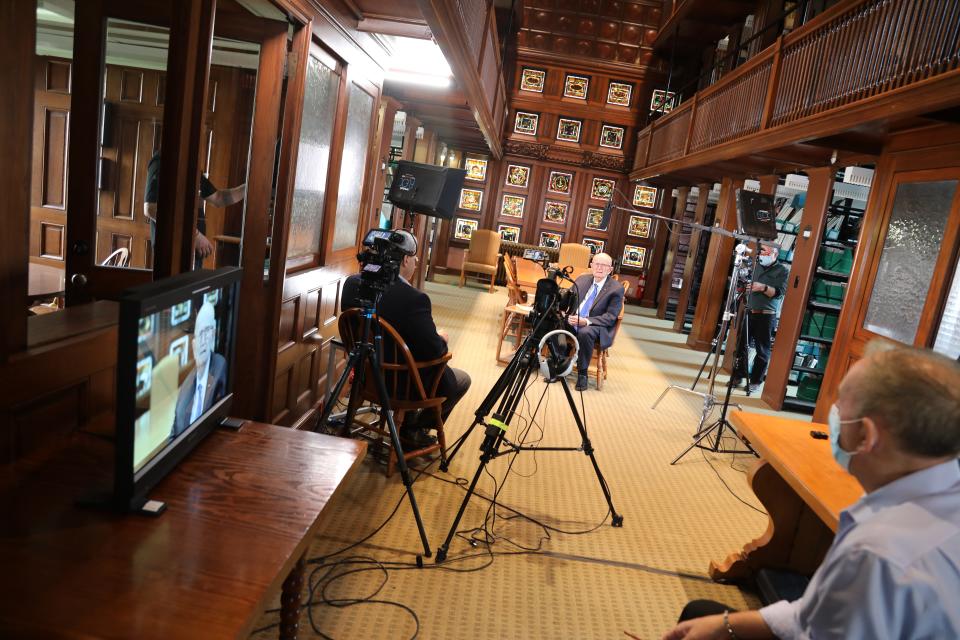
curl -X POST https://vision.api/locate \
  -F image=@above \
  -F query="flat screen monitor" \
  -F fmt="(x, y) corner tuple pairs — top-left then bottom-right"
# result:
(735, 190), (779, 240)
(114, 267), (242, 510)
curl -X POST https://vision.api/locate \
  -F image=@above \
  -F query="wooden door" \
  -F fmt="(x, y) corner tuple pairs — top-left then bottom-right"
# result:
(30, 57), (73, 271)
(814, 127), (960, 420)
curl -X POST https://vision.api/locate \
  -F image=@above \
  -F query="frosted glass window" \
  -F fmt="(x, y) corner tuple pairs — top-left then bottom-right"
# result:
(332, 83), (374, 251)
(863, 180), (957, 344)
(933, 260), (960, 359)
(287, 52), (338, 261)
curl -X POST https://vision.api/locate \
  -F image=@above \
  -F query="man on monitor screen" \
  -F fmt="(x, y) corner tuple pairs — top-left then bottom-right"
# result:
(172, 301), (227, 437)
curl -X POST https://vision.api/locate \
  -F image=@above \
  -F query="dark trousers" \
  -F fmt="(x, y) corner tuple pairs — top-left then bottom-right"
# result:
(734, 312), (775, 384)
(678, 599), (734, 622)
(408, 366), (471, 430)
(566, 323), (600, 375)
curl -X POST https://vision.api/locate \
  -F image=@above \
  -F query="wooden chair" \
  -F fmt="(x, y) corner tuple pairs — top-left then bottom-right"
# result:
(101, 247), (130, 267)
(496, 256), (531, 364)
(338, 309), (451, 476)
(556, 243), (592, 270)
(459, 229), (501, 293)
(583, 280), (630, 390)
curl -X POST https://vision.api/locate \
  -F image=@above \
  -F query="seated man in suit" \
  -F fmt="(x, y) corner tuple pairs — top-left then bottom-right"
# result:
(661, 346), (960, 640)
(341, 229), (471, 448)
(565, 252), (625, 391)
(173, 301), (227, 437)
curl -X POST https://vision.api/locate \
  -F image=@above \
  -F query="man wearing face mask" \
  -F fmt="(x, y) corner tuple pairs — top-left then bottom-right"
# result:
(661, 346), (960, 640)
(732, 244), (789, 393)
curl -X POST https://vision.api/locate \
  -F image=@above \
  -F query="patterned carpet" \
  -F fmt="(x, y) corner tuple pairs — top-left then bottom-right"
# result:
(251, 277), (809, 640)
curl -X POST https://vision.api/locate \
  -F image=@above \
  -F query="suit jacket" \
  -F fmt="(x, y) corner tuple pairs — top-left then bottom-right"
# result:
(173, 352), (228, 437)
(573, 274), (625, 349)
(341, 275), (453, 396)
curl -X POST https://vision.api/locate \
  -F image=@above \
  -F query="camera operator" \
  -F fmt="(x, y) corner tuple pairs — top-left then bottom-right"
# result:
(732, 244), (789, 393)
(565, 252), (625, 391)
(341, 229), (471, 448)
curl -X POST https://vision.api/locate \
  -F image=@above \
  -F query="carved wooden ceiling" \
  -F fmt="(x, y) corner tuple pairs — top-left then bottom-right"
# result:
(516, 0), (664, 70)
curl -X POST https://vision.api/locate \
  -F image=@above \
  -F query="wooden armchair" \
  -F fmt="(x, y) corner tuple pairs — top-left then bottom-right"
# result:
(338, 309), (451, 476)
(459, 229), (501, 293)
(584, 280), (630, 390)
(496, 256), (532, 364)
(556, 243), (592, 270)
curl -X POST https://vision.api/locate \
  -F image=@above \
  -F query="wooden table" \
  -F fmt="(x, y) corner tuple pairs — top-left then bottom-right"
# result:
(514, 258), (589, 294)
(27, 261), (65, 300)
(709, 411), (863, 581)
(0, 422), (366, 639)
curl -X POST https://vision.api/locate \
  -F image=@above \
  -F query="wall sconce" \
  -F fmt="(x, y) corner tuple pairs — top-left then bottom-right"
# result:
(415, 125), (424, 140)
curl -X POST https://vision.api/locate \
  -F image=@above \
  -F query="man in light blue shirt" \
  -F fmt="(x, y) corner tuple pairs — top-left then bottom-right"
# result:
(662, 346), (960, 640)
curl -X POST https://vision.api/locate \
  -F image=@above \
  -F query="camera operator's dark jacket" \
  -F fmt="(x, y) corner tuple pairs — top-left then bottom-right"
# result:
(341, 274), (453, 393)
(748, 260), (789, 313)
(572, 274), (625, 349)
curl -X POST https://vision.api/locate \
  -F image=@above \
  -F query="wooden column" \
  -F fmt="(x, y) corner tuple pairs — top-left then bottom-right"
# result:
(369, 96), (402, 231)
(723, 174), (778, 371)
(656, 186), (689, 319)
(641, 189), (675, 308)
(155, 0), (216, 277)
(686, 177), (743, 350)
(761, 167), (833, 408)
(673, 183), (711, 332)
(0, 0), (33, 361)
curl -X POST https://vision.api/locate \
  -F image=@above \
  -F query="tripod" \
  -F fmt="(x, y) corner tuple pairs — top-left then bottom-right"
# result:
(314, 297), (432, 559)
(434, 306), (622, 563)
(667, 244), (757, 464)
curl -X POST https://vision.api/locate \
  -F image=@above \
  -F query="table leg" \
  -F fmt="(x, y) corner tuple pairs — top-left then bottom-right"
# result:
(279, 554), (305, 640)
(709, 460), (834, 582)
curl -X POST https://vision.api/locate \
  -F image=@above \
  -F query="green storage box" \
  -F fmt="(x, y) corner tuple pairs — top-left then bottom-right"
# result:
(802, 311), (838, 339)
(797, 373), (823, 402)
(810, 279), (845, 304)
(819, 246), (854, 274)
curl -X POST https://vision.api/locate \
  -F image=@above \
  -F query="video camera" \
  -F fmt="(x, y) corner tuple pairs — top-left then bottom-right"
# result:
(522, 249), (577, 338)
(355, 228), (410, 305)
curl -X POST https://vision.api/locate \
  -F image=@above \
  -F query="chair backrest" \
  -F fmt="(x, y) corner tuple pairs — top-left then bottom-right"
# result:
(611, 280), (630, 342)
(558, 243), (592, 270)
(337, 309), (449, 404)
(466, 229), (501, 266)
(101, 247), (129, 267)
(502, 256), (526, 305)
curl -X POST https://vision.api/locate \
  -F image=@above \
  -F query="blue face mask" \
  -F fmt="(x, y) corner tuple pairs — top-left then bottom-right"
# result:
(758, 254), (776, 267)
(828, 404), (860, 472)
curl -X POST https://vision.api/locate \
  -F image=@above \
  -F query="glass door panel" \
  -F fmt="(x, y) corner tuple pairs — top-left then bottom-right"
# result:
(331, 82), (374, 252)
(863, 180), (957, 344)
(287, 45), (339, 266)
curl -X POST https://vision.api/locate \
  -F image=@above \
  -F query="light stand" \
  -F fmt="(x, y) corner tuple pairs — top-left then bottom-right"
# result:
(434, 280), (622, 564)
(651, 243), (750, 437)
(314, 292), (432, 560)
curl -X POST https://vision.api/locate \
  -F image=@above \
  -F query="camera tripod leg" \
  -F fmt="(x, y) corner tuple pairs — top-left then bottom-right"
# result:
(314, 347), (367, 434)
(558, 378), (622, 526)
(435, 422), (506, 563)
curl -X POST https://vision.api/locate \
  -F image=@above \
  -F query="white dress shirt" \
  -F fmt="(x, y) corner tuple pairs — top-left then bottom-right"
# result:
(577, 276), (607, 324)
(760, 459), (960, 639)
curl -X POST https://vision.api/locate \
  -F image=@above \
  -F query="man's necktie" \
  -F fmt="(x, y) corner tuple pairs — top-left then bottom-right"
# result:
(192, 380), (205, 422)
(579, 283), (599, 316)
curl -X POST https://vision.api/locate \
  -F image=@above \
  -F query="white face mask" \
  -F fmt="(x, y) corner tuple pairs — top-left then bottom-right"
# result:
(758, 254), (776, 267)
(828, 404), (861, 472)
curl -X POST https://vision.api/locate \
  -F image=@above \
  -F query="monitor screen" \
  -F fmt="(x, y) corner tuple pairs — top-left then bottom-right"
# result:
(115, 268), (241, 510)
(735, 190), (779, 241)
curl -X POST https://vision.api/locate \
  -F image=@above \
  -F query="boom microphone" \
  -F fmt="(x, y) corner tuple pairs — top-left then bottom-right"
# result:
(600, 200), (614, 230)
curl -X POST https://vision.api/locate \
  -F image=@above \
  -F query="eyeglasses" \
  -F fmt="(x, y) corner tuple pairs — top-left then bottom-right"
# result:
(593, 262), (613, 269)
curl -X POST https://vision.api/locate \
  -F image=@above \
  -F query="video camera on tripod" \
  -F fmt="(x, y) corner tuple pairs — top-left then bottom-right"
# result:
(521, 248), (577, 338)
(354, 228), (411, 305)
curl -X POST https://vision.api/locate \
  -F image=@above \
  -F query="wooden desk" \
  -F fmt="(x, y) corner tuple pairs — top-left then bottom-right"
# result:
(710, 411), (863, 581)
(0, 422), (366, 639)
(514, 256), (545, 294)
(28, 261), (65, 300)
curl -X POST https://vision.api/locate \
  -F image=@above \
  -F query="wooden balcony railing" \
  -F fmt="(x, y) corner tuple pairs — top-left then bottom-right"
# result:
(634, 0), (960, 175)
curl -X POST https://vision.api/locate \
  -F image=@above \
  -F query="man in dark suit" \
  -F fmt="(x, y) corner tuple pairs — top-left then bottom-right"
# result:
(341, 229), (471, 447)
(173, 301), (227, 437)
(565, 252), (625, 391)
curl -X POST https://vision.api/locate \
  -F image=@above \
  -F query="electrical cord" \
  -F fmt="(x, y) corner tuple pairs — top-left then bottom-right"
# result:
(699, 444), (767, 516)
